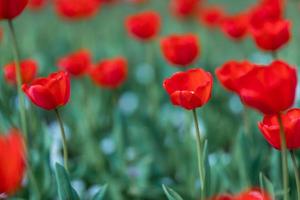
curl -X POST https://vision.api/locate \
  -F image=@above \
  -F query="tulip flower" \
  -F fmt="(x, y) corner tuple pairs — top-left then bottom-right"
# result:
(221, 13), (249, 40)
(0, 129), (26, 196)
(215, 60), (253, 93)
(90, 57), (128, 89)
(160, 33), (200, 67)
(125, 10), (161, 41)
(3, 59), (38, 85)
(209, 194), (234, 200)
(235, 188), (272, 200)
(251, 20), (290, 52)
(54, 0), (101, 20)
(28, 0), (46, 10)
(0, 0), (29, 20)
(170, 0), (200, 18)
(237, 60), (297, 115)
(57, 49), (92, 77)
(198, 6), (225, 28)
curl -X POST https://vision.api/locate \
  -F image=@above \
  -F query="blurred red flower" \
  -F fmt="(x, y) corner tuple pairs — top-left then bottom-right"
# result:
(54, 0), (101, 20)
(209, 194), (234, 200)
(163, 68), (213, 110)
(90, 57), (128, 89)
(235, 188), (273, 200)
(221, 13), (249, 40)
(198, 6), (225, 28)
(259, 108), (300, 150)
(160, 33), (200, 67)
(57, 49), (92, 77)
(170, 0), (200, 18)
(251, 20), (290, 52)
(22, 71), (70, 110)
(215, 60), (253, 93)
(28, 0), (46, 10)
(125, 10), (161, 41)
(0, 0), (29, 20)
(0, 27), (3, 41)
(3, 59), (38, 85)
(0, 129), (26, 196)
(237, 60), (297, 115)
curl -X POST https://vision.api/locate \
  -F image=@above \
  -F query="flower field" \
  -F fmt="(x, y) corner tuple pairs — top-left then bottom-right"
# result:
(1, 0), (300, 199)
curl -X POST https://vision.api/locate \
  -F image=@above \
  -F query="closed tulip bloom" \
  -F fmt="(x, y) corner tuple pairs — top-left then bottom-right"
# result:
(235, 188), (273, 200)
(22, 71), (70, 110)
(221, 13), (249, 40)
(160, 34), (200, 67)
(163, 68), (213, 110)
(90, 57), (128, 89)
(170, 0), (200, 18)
(125, 10), (160, 41)
(0, 0), (29, 20)
(209, 194), (234, 200)
(55, 0), (101, 20)
(0, 129), (26, 196)
(215, 60), (253, 93)
(3, 59), (38, 85)
(258, 108), (300, 150)
(198, 6), (225, 28)
(57, 49), (92, 77)
(237, 60), (297, 115)
(251, 20), (290, 51)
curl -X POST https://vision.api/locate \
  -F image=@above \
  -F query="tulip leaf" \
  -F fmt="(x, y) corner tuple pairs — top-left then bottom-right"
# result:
(259, 172), (275, 199)
(55, 163), (80, 200)
(162, 185), (184, 200)
(92, 184), (108, 200)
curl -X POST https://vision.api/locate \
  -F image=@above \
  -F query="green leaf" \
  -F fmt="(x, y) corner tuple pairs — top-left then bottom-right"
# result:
(162, 185), (184, 200)
(55, 163), (80, 200)
(259, 172), (275, 199)
(92, 184), (108, 200)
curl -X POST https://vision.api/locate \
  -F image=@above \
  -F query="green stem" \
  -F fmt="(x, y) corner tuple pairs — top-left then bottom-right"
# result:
(192, 109), (205, 200)
(7, 20), (27, 140)
(54, 109), (69, 171)
(271, 51), (278, 60)
(277, 113), (289, 200)
(243, 106), (250, 137)
(290, 151), (300, 200)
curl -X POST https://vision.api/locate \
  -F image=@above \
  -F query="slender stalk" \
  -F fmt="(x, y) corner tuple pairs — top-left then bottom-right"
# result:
(54, 109), (69, 171)
(290, 151), (300, 200)
(7, 20), (27, 139)
(271, 51), (278, 60)
(192, 109), (205, 200)
(277, 113), (289, 200)
(243, 106), (250, 136)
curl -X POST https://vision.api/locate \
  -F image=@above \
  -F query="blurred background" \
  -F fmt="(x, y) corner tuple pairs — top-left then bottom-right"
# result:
(1, 0), (300, 199)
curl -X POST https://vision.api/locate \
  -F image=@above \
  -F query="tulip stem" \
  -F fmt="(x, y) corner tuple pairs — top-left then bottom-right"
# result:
(290, 151), (300, 200)
(277, 113), (289, 200)
(192, 109), (205, 200)
(7, 20), (27, 140)
(55, 109), (69, 171)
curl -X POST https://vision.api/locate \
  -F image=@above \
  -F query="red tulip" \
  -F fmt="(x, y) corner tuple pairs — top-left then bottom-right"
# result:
(258, 108), (300, 150)
(125, 10), (161, 41)
(57, 49), (92, 77)
(170, 0), (200, 18)
(198, 6), (225, 28)
(235, 188), (273, 200)
(221, 13), (249, 40)
(0, 129), (26, 196)
(3, 59), (38, 85)
(251, 20), (290, 52)
(54, 0), (101, 20)
(209, 194), (234, 200)
(28, 0), (46, 10)
(215, 60), (253, 93)
(237, 60), (297, 115)
(160, 33), (200, 67)
(163, 68), (213, 110)
(90, 57), (128, 89)
(0, 0), (29, 20)
(22, 71), (70, 110)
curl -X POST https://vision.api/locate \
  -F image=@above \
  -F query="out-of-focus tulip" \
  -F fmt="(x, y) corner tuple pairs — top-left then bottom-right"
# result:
(160, 33), (200, 67)
(235, 188), (273, 200)
(3, 59), (38, 85)
(0, 129), (26, 196)
(198, 6), (225, 28)
(237, 60), (297, 115)
(209, 194), (234, 200)
(90, 57), (128, 89)
(125, 10), (161, 41)
(0, 0), (29, 20)
(163, 68), (213, 110)
(221, 13), (249, 40)
(22, 71), (70, 110)
(170, 0), (200, 18)
(28, 0), (46, 10)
